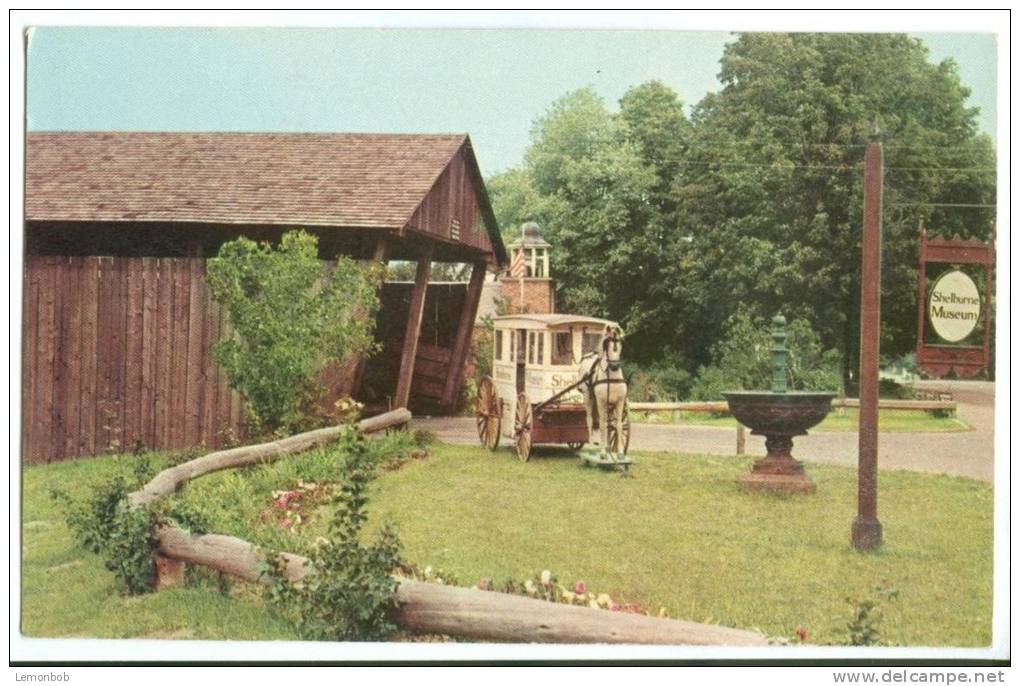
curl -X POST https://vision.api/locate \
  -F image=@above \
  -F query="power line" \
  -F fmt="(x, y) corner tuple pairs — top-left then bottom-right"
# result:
(887, 202), (996, 208)
(886, 166), (996, 173)
(676, 161), (857, 170)
(674, 161), (995, 173)
(683, 139), (992, 152)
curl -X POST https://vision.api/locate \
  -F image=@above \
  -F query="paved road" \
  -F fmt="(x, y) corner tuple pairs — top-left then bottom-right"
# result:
(412, 380), (996, 482)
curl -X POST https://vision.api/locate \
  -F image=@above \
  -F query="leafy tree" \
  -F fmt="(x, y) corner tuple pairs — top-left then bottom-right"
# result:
(675, 34), (996, 386)
(485, 167), (549, 247)
(207, 230), (381, 433)
(618, 80), (690, 220)
(486, 35), (994, 388)
(511, 87), (670, 360)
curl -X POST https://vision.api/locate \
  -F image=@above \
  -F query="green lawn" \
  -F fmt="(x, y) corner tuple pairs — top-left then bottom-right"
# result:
(21, 442), (993, 646)
(633, 408), (971, 433)
(21, 452), (297, 640)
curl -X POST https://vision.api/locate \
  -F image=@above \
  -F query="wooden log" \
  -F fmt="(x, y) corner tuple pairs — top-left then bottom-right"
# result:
(629, 401), (730, 413)
(153, 524), (768, 646)
(128, 408), (411, 507)
(832, 398), (956, 412)
(394, 577), (767, 646)
(156, 525), (309, 583)
(630, 399), (955, 414)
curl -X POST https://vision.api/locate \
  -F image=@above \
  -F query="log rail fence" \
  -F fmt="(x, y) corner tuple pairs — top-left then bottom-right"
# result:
(628, 398), (958, 455)
(127, 407), (768, 646)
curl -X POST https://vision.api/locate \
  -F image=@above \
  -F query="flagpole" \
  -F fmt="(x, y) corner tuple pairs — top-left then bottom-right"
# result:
(519, 223), (525, 313)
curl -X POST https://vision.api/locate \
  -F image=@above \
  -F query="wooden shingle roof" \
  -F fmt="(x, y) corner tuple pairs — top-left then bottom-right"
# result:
(25, 131), (476, 230)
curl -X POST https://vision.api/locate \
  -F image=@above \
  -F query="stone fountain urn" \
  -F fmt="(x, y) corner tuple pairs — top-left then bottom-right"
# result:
(723, 315), (834, 495)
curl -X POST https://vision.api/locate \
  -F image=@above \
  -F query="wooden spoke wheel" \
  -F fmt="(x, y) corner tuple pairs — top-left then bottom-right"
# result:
(474, 376), (501, 450)
(514, 392), (533, 462)
(607, 399), (632, 455)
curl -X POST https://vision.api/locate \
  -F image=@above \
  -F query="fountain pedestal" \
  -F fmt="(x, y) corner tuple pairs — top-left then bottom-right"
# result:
(744, 432), (816, 495)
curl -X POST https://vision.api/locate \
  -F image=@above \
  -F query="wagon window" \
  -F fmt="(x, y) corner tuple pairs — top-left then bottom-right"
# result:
(551, 332), (572, 365)
(495, 330), (503, 360)
(527, 332), (536, 364)
(517, 330), (527, 363)
(582, 331), (602, 355)
(537, 331), (545, 365)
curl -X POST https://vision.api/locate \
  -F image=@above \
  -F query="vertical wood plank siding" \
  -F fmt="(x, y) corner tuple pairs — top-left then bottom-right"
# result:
(20, 255), (246, 463)
(405, 145), (494, 254)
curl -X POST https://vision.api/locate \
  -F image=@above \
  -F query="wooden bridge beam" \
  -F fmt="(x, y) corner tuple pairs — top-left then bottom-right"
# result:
(441, 262), (488, 408)
(394, 244), (433, 409)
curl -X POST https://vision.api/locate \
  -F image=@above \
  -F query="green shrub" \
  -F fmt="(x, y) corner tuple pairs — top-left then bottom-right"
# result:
(261, 428), (403, 641)
(877, 378), (917, 400)
(51, 472), (212, 595)
(627, 360), (692, 402)
(207, 230), (381, 434)
(837, 586), (900, 646)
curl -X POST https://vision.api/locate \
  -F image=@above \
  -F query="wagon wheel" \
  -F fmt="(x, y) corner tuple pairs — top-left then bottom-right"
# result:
(607, 399), (632, 455)
(475, 377), (501, 450)
(514, 392), (533, 462)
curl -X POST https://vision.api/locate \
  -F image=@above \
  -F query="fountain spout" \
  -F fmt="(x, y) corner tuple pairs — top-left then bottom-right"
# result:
(771, 314), (788, 393)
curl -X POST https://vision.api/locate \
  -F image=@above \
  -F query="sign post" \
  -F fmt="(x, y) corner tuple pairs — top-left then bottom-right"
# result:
(852, 138), (883, 551)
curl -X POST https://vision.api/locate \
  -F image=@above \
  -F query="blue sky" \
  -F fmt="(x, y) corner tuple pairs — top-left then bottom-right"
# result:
(26, 27), (997, 176)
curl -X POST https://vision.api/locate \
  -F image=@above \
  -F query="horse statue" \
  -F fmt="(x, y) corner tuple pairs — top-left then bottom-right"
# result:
(578, 324), (628, 453)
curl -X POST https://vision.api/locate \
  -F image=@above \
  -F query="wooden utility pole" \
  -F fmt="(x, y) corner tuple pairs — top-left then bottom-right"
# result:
(852, 138), (884, 551)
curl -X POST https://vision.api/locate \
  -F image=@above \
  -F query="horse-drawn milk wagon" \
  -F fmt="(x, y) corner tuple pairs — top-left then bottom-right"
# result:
(474, 314), (631, 465)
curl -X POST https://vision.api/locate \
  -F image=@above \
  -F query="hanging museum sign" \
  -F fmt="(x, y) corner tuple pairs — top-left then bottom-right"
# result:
(916, 229), (995, 378)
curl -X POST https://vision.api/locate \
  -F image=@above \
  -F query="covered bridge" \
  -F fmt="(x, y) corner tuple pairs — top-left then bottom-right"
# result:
(23, 131), (507, 462)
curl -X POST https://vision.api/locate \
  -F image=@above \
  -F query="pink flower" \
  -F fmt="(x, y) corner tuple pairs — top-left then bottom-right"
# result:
(274, 497), (288, 509)
(280, 518), (292, 529)
(574, 580), (586, 595)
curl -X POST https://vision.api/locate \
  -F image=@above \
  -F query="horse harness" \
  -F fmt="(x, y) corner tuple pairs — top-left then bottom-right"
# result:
(582, 356), (627, 390)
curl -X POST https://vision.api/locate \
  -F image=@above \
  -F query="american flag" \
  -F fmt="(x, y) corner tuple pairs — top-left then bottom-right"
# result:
(509, 247), (526, 279)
